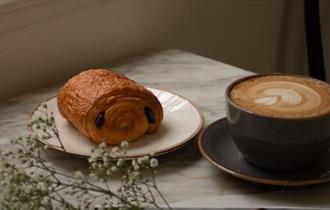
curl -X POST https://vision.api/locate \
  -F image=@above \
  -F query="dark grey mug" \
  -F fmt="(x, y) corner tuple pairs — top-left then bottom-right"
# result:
(225, 74), (330, 171)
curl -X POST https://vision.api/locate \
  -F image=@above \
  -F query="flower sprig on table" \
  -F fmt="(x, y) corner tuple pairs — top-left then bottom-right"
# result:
(0, 103), (170, 210)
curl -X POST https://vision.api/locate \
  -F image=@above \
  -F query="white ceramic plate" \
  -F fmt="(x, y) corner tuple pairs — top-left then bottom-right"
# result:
(30, 88), (203, 158)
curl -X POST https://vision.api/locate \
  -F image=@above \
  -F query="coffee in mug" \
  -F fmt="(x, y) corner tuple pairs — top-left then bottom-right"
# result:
(225, 74), (330, 171)
(230, 75), (330, 118)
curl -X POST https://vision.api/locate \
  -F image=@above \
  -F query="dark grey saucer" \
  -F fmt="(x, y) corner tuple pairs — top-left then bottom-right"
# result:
(198, 118), (330, 186)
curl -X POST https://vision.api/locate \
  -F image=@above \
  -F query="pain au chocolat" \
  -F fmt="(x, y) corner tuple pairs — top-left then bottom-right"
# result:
(57, 69), (163, 145)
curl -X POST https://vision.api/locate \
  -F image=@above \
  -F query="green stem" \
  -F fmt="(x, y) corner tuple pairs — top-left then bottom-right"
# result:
(152, 171), (171, 209)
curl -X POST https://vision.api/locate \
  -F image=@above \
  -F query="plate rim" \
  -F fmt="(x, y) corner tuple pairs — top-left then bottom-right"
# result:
(29, 87), (204, 159)
(198, 117), (330, 187)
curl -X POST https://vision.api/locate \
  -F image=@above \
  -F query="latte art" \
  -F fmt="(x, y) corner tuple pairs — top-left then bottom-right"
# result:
(254, 88), (303, 106)
(230, 75), (330, 118)
(254, 88), (302, 105)
(249, 81), (322, 114)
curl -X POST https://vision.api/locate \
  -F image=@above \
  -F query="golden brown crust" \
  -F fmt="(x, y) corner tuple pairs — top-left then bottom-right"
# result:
(57, 69), (163, 145)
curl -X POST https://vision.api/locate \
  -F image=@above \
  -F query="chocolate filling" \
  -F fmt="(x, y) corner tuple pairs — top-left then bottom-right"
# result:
(144, 107), (156, 124)
(95, 112), (105, 128)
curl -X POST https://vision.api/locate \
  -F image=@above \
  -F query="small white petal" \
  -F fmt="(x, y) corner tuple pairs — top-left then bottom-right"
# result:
(120, 141), (129, 149)
(150, 158), (158, 168)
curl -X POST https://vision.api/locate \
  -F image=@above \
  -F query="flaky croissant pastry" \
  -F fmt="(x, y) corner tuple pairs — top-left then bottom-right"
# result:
(57, 69), (163, 145)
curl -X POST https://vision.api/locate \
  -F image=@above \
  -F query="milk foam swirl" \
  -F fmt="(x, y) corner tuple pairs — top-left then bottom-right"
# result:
(229, 75), (330, 118)
(254, 88), (302, 106)
(248, 81), (321, 112)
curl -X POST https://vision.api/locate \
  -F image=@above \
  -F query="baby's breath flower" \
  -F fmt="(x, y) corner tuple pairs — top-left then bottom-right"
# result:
(132, 171), (140, 177)
(74, 171), (84, 179)
(132, 160), (139, 171)
(99, 142), (107, 149)
(111, 166), (118, 173)
(88, 154), (98, 163)
(111, 147), (119, 154)
(23, 184), (33, 194)
(41, 196), (50, 205)
(150, 158), (158, 168)
(116, 158), (124, 167)
(120, 141), (129, 149)
(36, 182), (47, 193)
(91, 162), (97, 169)
(137, 157), (144, 164)
(137, 155), (150, 165)
(0, 103), (169, 209)
(142, 155), (150, 162)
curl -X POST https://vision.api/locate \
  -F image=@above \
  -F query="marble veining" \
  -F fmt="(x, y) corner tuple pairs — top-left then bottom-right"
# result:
(1, 49), (330, 208)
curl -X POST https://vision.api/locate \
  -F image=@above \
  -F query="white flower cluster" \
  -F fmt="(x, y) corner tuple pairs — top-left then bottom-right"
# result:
(0, 105), (169, 210)
(87, 140), (159, 182)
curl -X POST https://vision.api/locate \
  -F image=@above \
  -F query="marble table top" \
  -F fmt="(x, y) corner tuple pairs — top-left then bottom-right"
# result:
(1, 49), (330, 209)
